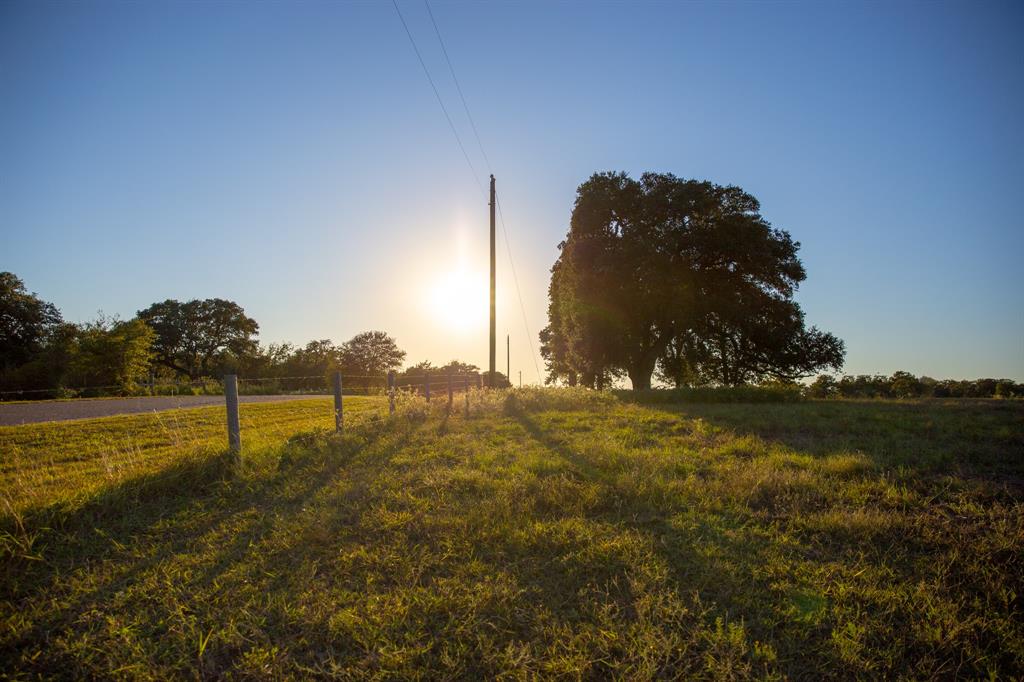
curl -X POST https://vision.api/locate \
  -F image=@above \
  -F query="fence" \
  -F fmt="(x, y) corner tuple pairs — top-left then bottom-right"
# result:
(0, 379), (225, 401)
(223, 371), (487, 457)
(0, 371), (494, 402)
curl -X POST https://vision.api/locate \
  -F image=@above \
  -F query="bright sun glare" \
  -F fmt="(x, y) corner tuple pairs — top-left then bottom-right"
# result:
(426, 264), (487, 333)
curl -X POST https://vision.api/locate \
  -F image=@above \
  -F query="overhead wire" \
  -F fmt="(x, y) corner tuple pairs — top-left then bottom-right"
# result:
(423, 0), (492, 175)
(496, 195), (543, 383)
(422, 0), (543, 384)
(396, 0), (544, 383)
(391, 0), (485, 196)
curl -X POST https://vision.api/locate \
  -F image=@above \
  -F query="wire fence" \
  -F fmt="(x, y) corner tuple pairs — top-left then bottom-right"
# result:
(0, 371), (495, 402)
(223, 370), (491, 456)
(0, 370), (504, 522)
(0, 378), (223, 401)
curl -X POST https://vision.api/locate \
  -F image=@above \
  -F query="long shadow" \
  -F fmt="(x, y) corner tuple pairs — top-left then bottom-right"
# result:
(645, 399), (1024, 482)
(504, 408), (788, 652)
(0, 415), (419, 676)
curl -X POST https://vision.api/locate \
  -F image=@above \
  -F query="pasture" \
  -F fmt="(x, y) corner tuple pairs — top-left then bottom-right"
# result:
(1, 391), (1021, 678)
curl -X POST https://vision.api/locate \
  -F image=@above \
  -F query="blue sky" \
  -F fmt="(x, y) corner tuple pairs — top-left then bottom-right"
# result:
(1, 0), (1021, 382)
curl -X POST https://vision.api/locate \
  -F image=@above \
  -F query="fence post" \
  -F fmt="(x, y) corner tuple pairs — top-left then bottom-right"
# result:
(225, 374), (241, 457)
(332, 371), (343, 432)
(447, 372), (453, 409)
(388, 371), (396, 415)
(477, 374), (483, 390)
(424, 374), (430, 401)
(464, 375), (470, 418)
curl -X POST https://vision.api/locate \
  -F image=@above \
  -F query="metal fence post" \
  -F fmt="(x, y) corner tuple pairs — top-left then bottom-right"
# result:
(225, 374), (241, 456)
(388, 371), (396, 415)
(424, 374), (430, 401)
(332, 371), (343, 432)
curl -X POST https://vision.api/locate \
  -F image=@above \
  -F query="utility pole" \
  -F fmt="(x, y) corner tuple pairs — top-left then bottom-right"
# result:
(489, 174), (496, 387)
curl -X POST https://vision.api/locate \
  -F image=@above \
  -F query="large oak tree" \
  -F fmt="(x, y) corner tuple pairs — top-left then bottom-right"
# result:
(138, 299), (259, 380)
(540, 172), (844, 389)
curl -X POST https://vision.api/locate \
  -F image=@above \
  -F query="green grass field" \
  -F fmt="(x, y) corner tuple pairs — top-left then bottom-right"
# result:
(1, 390), (1022, 679)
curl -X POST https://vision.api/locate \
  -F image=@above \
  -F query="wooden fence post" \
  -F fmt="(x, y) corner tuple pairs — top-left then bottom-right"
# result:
(388, 371), (396, 415)
(225, 374), (241, 457)
(464, 375), (470, 418)
(424, 374), (430, 401)
(447, 372), (453, 409)
(332, 371), (343, 432)
(477, 374), (483, 390)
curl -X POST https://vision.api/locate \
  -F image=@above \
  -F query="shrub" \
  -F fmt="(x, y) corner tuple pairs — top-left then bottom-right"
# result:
(618, 385), (804, 404)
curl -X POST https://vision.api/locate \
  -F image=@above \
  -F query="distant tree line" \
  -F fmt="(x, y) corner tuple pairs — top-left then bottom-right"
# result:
(809, 372), (1022, 399)
(4, 269), (1016, 401)
(0, 272), (484, 399)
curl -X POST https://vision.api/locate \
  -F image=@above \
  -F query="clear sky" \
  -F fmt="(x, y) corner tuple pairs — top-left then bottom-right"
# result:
(2, 0), (1022, 382)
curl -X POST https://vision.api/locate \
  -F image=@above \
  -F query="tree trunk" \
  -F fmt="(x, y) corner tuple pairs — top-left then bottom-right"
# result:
(628, 333), (669, 391)
(628, 370), (652, 391)
(628, 353), (658, 391)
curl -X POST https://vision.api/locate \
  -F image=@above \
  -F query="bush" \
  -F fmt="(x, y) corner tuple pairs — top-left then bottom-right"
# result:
(617, 385), (804, 404)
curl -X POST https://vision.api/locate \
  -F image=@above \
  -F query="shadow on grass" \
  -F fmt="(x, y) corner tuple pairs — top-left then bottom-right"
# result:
(4, 399), (1021, 677)
(0, 414), (423, 676)
(504, 407), (789, 654)
(646, 399), (1024, 478)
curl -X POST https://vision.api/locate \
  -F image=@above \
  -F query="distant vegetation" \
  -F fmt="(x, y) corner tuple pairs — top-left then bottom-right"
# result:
(808, 371), (1023, 399)
(0, 272), (507, 399)
(0, 270), (1016, 400)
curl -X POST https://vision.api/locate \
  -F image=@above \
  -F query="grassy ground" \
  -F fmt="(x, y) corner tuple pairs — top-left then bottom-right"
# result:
(1, 390), (1021, 679)
(0, 397), (382, 517)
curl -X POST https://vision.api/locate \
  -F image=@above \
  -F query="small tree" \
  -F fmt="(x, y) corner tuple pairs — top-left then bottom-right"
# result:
(808, 374), (838, 398)
(287, 339), (343, 377)
(339, 331), (406, 392)
(68, 317), (155, 393)
(890, 371), (923, 399)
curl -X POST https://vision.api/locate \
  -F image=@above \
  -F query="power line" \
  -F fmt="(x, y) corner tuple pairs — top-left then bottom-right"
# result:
(421, 1), (543, 384)
(423, 0), (492, 175)
(496, 194), (543, 384)
(391, 0), (484, 195)
(396, 1), (543, 384)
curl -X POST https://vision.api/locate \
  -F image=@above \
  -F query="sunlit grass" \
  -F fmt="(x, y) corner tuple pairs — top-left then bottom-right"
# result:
(1, 390), (1021, 677)
(0, 397), (385, 518)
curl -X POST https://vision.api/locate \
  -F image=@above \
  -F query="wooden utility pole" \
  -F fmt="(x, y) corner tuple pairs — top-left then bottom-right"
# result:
(489, 175), (496, 388)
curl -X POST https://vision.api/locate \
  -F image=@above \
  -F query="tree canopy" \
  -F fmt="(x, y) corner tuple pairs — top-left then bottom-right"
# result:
(0, 271), (63, 371)
(137, 299), (259, 380)
(67, 317), (155, 392)
(540, 172), (844, 389)
(338, 331), (406, 377)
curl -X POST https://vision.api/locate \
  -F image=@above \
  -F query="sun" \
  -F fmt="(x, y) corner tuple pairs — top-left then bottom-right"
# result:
(425, 264), (487, 333)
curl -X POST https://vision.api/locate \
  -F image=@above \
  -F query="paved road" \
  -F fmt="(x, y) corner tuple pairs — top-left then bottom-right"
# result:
(0, 394), (330, 426)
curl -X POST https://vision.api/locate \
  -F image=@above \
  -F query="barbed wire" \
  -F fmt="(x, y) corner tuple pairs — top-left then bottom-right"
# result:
(0, 372), (492, 400)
